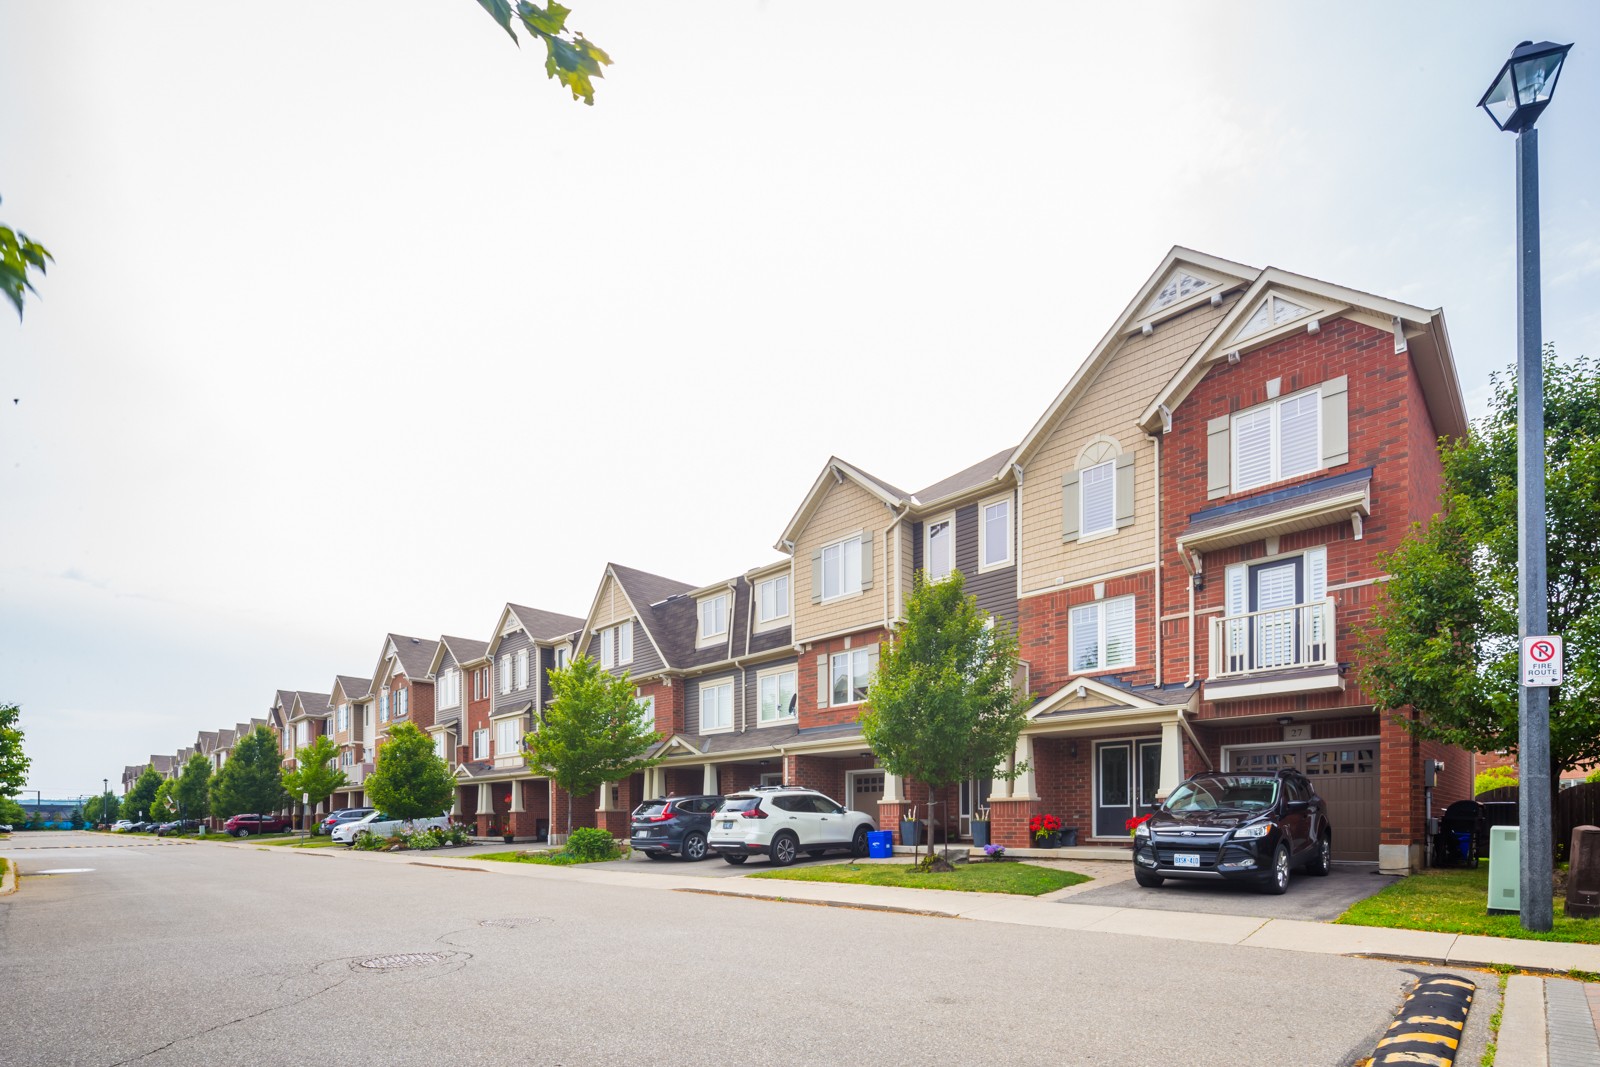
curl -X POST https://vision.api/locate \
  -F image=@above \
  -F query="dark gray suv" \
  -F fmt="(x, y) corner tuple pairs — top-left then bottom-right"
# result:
(630, 795), (723, 861)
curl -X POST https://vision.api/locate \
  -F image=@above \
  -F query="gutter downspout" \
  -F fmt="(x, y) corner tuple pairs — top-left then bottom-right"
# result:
(1152, 431), (1163, 688)
(884, 503), (912, 628)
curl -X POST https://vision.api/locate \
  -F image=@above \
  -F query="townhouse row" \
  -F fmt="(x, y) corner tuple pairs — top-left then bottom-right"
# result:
(124, 247), (1475, 872)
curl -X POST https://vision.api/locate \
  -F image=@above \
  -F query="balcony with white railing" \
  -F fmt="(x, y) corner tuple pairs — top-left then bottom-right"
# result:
(344, 761), (371, 786)
(1203, 598), (1344, 702)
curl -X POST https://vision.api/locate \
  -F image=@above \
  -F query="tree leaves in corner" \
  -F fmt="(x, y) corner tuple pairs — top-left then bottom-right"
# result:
(477, 0), (613, 105)
(0, 198), (52, 320)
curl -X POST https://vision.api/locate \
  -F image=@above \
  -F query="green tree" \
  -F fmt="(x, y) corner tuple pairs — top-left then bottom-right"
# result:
(0, 795), (25, 827)
(210, 725), (288, 817)
(0, 199), (51, 320)
(82, 792), (119, 827)
(281, 735), (348, 817)
(174, 754), (212, 821)
(475, 0), (612, 104)
(150, 778), (178, 821)
(1474, 766), (1518, 797)
(124, 766), (163, 821)
(526, 655), (660, 834)
(859, 572), (1031, 860)
(1363, 348), (1600, 835)
(0, 703), (30, 801)
(363, 722), (455, 823)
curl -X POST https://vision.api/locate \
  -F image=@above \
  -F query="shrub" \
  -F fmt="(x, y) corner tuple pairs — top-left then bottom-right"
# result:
(1475, 767), (1518, 796)
(351, 830), (387, 851)
(403, 827), (445, 850)
(562, 826), (622, 862)
(443, 822), (474, 845)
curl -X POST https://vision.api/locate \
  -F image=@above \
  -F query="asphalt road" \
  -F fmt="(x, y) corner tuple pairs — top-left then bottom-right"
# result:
(0, 833), (1489, 1067)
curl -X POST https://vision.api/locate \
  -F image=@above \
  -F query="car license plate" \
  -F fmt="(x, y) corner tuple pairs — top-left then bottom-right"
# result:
(720, 821), (734, 829)
(1174, 853), (1200, 868)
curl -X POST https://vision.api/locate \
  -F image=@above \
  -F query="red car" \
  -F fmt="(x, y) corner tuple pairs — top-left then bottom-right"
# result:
(221, 813), (291, 838)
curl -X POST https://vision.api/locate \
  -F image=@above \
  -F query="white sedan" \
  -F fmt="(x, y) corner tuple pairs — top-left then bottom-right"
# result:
(332, 810), (449, 845)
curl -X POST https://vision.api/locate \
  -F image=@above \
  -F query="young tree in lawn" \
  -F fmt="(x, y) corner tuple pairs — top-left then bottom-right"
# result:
(1362, 348), (1600, 861)
(174, 754), (212, 822)
(82, 792), (119, 827)
(859, 571), (1031, 863)
(525, 655), (661, 836)
(281, 735), (348, 825)
(150, 778), (178, 823)
(0, 703), (31, 802)
(124, 766), (163, 821)
(362, 722), (455, 825)
(210, 725), (288, 818)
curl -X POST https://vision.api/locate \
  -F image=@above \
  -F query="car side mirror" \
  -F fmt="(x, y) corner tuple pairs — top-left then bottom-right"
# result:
(1286, 800), (1309, 813)
(835, 806), (847, 815)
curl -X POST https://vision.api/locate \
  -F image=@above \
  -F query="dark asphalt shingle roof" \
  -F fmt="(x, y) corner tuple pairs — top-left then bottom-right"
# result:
(438, 635), (490, 667)
(913, 445), (1016, 504)
(507, 605), (588, 642)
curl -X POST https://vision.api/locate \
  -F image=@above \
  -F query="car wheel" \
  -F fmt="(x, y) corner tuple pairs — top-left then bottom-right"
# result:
(237, 830), (250, 839)
(851, 825), (870, 858)
(1306, 834), (1332, 877)
(681, 831), (708, 862)
(722, 854), (748, 865)
(769, 832), (799, 867)
(1261, 844), (1290, 894)
(1134, 867), (1164, 888)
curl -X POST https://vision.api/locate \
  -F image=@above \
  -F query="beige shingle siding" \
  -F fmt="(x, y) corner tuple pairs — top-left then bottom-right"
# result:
(1020, 297), (1235, 595)
(792, 478), (889, 642)
(591, 574), (632, 629)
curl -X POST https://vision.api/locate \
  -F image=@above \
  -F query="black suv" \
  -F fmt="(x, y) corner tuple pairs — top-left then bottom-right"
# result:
(630, 795), (723, 861)
(1132, 769), (1332, 894)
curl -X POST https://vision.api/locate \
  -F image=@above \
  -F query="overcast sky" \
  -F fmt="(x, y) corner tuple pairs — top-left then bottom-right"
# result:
(3, 3), (1598, 799)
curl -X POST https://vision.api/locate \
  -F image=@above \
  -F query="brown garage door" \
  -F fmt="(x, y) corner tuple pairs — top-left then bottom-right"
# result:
(1227, 743), (1378, 862)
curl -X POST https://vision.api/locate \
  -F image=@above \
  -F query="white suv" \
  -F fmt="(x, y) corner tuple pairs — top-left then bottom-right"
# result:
(333, 810), (449, 845)
(707, 786), (875, 866)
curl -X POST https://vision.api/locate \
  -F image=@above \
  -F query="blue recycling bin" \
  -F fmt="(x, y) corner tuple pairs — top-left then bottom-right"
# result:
(866, 830), (893, 859)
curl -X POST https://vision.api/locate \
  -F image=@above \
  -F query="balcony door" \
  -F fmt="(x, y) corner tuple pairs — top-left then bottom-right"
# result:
(1223, 547), (1327, 673)
(1249, 558), (1301, 670)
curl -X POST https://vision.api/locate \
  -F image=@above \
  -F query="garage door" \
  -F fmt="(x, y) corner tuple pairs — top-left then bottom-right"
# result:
(1227, 742), (1378, 862)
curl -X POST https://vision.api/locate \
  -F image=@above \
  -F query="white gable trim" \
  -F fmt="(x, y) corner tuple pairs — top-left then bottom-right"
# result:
(775, 456), (905, 550)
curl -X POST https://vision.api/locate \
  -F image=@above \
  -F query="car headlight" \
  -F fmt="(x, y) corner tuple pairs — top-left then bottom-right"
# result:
(1134, 822), (1151, 838)
(1232, 822), (1274, 840)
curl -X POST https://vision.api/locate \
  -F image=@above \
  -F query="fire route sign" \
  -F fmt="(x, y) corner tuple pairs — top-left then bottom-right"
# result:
(1520, 635), (1563, 687)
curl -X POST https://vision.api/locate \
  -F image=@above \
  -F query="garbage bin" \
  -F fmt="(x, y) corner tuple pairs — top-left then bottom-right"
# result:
(1434, 800), (1483, 868)
(866, 830), (893, 859)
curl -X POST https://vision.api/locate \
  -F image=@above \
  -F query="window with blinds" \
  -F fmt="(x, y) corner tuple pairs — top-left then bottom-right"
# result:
(1232, 389), (1322, 492)
(1080, 461), (1116, 536)
(1068, 596), (1136, 672)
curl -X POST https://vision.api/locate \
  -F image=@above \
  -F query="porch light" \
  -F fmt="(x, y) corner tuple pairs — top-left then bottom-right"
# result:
(1478, 40), (1572, 132)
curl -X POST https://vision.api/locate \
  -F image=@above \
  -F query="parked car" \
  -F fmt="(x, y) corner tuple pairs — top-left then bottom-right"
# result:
(0, 823), (11, 833)
(630, 795), (724, 861)
(221, 813), (292, 838)
(317, 808), (375, 836)
(156, 819), (202, 836)
(110, 820), (134, 833)
(707, 786), (874, 866)
(1132, 769), (1333, 894)
(332, 810), (449, 845)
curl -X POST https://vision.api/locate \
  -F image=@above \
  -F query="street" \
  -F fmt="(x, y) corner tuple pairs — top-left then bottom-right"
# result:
(0, 833), (1489, 1067)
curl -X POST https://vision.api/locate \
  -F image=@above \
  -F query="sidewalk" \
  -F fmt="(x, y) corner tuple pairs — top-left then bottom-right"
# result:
(1497, 975), (1600, 1067)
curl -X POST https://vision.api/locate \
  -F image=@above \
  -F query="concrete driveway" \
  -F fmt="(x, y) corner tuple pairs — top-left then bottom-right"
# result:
(1059, 861), (1394, 921)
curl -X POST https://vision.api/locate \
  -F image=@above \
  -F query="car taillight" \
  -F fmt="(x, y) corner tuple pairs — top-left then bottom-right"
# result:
(650, 805), (675, 822)
(740, 808), (768, 819)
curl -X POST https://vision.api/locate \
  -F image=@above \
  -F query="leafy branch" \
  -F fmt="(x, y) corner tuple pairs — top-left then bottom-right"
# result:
(0, 198), (52, 320)
(475, 0), (612, 105)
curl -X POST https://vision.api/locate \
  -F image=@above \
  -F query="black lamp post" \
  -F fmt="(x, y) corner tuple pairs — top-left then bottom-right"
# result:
(1478, 39), (1572, 933)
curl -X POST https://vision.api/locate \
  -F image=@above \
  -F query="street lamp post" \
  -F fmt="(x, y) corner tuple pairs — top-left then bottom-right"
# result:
(102, 777), (109, 830)
(1478, 39), (1573, 934)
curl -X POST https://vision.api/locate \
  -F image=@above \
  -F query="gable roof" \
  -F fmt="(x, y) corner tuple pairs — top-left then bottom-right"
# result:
(776, 456), (911, 550)
(912, 445), (1016, 510)
(290, 691), (332, 720)
(429, 634), (491, 676)
(1009, 247), (1258, 471)
(486, 602), (588, 657)
(1137, 265), (1468, 441)
(331, 675), (371, 704)
(367, 634), (440, 694)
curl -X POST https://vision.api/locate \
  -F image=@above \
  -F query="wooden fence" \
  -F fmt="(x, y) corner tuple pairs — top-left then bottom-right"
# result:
(1473, 782), (1600, 859)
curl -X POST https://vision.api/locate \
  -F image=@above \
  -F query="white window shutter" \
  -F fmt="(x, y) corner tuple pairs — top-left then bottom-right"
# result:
(1114, 453), (1136, 529)
(1207, 415), (1232, 498)
(1225, 563), (1247, 618)
(1320, 375), (1349, 467)
(1061, 470), (1081, 541)
(1306, 546), (1327, 601)
(858, 534), (874, 590)
(810, 548), (824, 603)
(816, 654), (829, 707)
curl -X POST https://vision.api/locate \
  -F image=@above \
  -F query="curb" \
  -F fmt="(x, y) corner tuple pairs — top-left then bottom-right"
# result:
(0, 858), (16, 897)
(676, 886), (962, 919)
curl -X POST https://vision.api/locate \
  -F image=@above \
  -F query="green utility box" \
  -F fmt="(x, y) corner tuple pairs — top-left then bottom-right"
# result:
(1487, 824), (1521, 915)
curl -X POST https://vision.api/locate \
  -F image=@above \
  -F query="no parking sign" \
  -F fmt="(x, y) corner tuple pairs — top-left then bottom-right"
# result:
(1520, 635), (1563, 687)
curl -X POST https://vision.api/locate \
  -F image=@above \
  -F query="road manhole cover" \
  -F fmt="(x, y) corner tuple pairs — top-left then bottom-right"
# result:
(479, 917), (551, 929)
(353, 952), (449, 971)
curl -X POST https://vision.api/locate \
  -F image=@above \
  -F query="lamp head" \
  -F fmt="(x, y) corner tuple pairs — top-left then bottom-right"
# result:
(1479, 40), (1573, 132)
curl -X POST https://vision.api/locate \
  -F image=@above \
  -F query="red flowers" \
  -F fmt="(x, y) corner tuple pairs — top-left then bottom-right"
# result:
(1028, 813), (1062, 836)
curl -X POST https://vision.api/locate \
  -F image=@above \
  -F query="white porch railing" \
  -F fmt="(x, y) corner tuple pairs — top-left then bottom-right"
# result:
(1209, 598), (1336, 678)
(344, 761), (371, 786)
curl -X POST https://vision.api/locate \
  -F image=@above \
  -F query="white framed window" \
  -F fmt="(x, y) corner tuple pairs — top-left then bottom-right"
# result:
(437, 669), (459, 709)
(495, 717), (522, 757)
(1232, 388), (1322, 492)
(363, 704), (372, 729)
(337, 704), (349, 732)
(498, 653), (512, 695)
(699, 596), (729, 643)
(925, 515), (954, 582)
(340, 750), (353, 768)
(379, 687), (390, 723)
(599, 627), (615, 669)
(618, 621), (633, 665)
(514, 649), (529, 690)
(758, 667), (798, 724)
(822, 535), (864, 600)
(829, 646), (879, 707)
(699, 680), (734, 732)
(472, 729), (489, 760)
(636, 694), (655, 728)
(1069, 596), (1136, 672)
(394, 687), (408, 719)
(432, 732), (447, 760)
(979, 496), (1012, 570)
(1080, 460), (1116, 537)
(756, 574), (790, 626)
(296, 721), (309, 747)
(555, 645), (571, 671)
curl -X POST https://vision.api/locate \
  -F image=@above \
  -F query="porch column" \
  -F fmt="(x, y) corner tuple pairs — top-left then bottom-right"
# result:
(596, 781), (613, 811)
(1011, 734), (1036, 799)
(702, 763), (717, 795)
(1158, 719), (1183, 801)
(509, 778), (525, 813)
(882, 771), (904, 804)
(989, 754), (1013, 800)
(476, 783), (492, 811)
(449, 790), (460, 816)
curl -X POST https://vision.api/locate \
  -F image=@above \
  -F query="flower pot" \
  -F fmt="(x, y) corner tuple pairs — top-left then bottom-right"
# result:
(1035, 832), (1060, 849)
(970, 821), (991, 848)
(899, 820), (922, 847)
(502, 834), (515, 844)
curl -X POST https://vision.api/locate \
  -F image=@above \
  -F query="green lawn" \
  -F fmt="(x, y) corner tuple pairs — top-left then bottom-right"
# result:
(1, 857), (8, 880)
(748, 860), (1090, 896)
(259, 836), (342, 848)
(474, 849), (613, 866)
(1337, 862), (1600, 944)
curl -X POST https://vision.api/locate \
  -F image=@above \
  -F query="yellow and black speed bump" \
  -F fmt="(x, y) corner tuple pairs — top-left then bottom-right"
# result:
(1369, 974), (1475, 1067)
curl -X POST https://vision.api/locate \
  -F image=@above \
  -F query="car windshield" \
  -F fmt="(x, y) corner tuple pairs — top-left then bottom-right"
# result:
(1165, 776), (1279, 812)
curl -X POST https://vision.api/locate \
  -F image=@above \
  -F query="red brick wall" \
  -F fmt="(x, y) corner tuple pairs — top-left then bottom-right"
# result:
(640, 679), (684, 737)
(796, 629), (889, 730)
(1017, 570), (1158, 698)
(718, 763), (772, 794)
(464, 672), (492, 754)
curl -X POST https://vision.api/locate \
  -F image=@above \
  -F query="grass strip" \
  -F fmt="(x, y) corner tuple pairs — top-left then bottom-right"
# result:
(748, 860), (1089, 896)
(1336, 862), (1600, 944)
